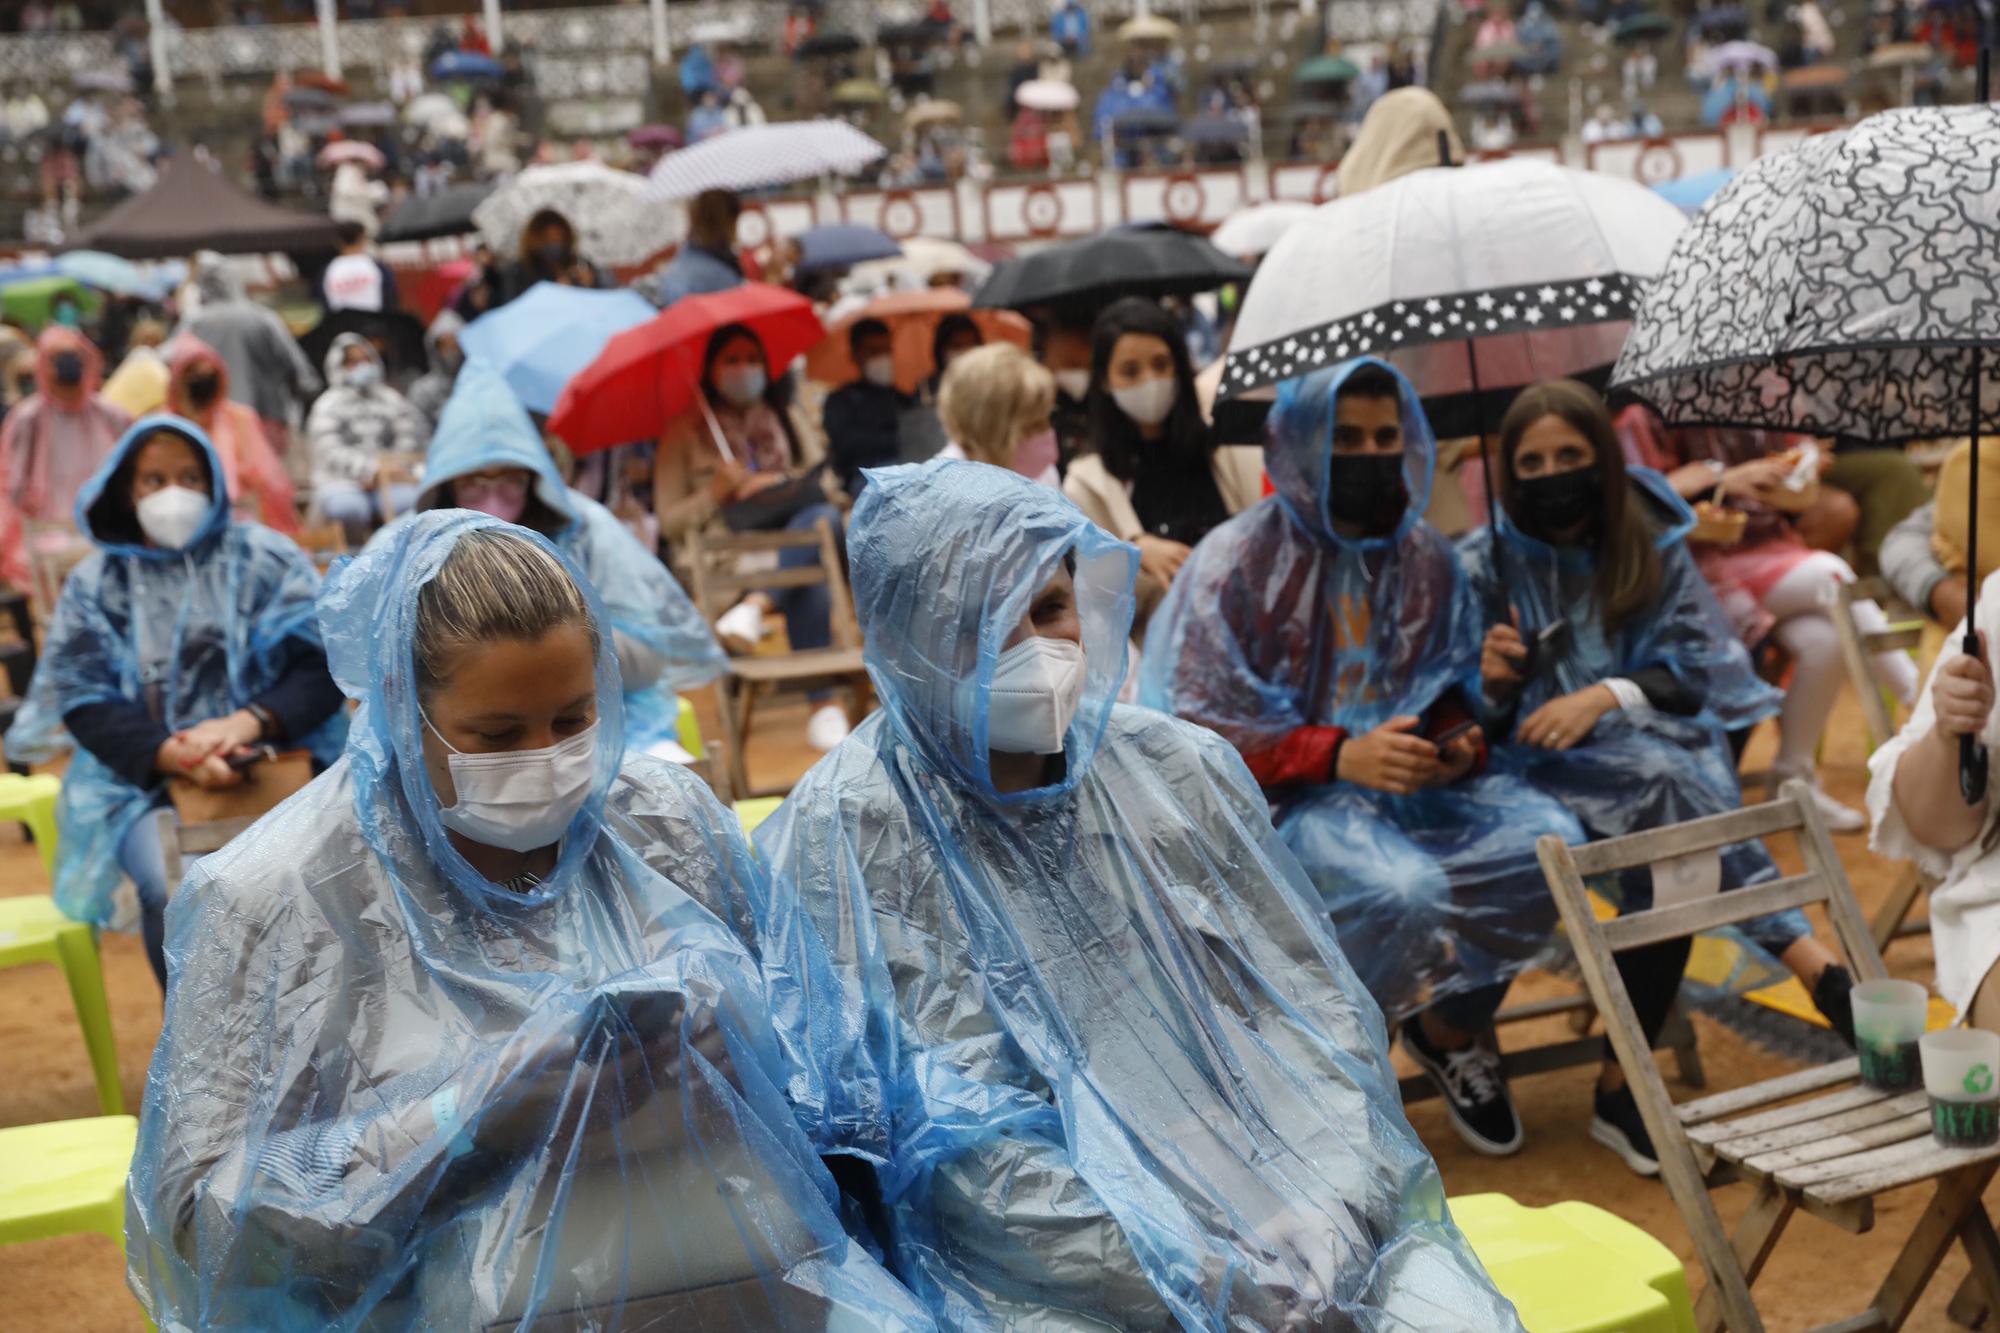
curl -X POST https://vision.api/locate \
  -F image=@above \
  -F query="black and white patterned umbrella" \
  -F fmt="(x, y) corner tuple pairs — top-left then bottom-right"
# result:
(473, 163), (679, 267)
(1611, 104), (2000, 443)
(1220, 157), (1687, 437)
(646, 121), (888, 202)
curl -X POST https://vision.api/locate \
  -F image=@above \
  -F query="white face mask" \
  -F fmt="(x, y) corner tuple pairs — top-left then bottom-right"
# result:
(862, 355), (897, 389)
(717, 365), (767, 406)
(1053, 369), (1091, 401)
(987, 636), (1087, 757)
(425, 713), (600, 853)
(345, 360), (383, 390)
(136, 485), (210, 549)
(1112, 376), (1177, 428)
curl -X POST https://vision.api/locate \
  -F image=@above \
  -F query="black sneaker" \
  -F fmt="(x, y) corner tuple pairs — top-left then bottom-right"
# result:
(1814, 963), (1857, 1049)
(1402, 1016), (1523, 1156)
(1591, 1084), (1661, 1177)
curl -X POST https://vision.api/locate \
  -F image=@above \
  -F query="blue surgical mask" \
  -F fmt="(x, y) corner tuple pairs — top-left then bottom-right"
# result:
(717, 365), (767, 407)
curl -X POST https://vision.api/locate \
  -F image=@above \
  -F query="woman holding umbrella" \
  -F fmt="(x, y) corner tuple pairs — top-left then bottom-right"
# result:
(458, 208), (608, 316)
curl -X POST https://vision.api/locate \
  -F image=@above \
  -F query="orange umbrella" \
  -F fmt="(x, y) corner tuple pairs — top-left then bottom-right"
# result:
(807, 288), (1032, 393)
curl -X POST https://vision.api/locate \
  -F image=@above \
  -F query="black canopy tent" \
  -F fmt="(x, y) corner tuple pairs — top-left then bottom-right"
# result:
(69, 152), (343, 259)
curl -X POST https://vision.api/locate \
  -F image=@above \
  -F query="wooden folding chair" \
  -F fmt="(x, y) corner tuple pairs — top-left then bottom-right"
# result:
(295, 521), (349, 572)
(685, 518), (871, 800)
(1398, 988), (1706, 1106)
(1540, 780), (2000, 1333)
(681, 741), (731, 806)
(161, 749), (316, 887)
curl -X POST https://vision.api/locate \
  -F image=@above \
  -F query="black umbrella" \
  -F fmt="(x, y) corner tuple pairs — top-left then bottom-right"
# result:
(797, 32), (864, 59)
(377, 181), (498, 243)
(283, 86), (340, 113)
(1282, 99), (1348, 121)
(339, 101), (400, 129)
(876, 21), (938, 46)
(973, 225), (1251, 310)
(1612, 100), (2000, 796)
(1613, 12), (1675, 42)
(1696, 5), (1749, 37)
(1183, 114), (1250, 144)
(1111, 108), (1182, 139)
(1458, 80), (1523, 110)
(300, 307), (430, 382)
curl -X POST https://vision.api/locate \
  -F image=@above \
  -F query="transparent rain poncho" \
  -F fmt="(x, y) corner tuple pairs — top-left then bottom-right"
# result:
(126, 510), (934, 1332)
(379, 356), (725, 754)
(756, 459), (1522, 1331)
(1140, 358), (1585, 1023)
(6, 414), (345, 926)
(1460, 468), (1806, 943)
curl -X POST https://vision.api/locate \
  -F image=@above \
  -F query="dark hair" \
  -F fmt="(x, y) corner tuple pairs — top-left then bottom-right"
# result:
(1085, 296), (1212, 482)
(701, 323), (803, 460)
(848, 316), (892, 357)
(89, 426), (215, 548)
(1497, 379), (1661, 633)
(1336, 363), (1404, 403)
(334, 218), (367, 248)
(931, 312), (984, 378)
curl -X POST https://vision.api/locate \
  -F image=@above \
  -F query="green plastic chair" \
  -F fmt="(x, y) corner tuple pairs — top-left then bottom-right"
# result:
(677, 696), (703, 755)
(0, 895), (123, 1115)
(734, 796), (783, 836)
(0, 1115), (137, 1252)
(1452, 1192), (1696, 1333)
(0, 772), (60, 876)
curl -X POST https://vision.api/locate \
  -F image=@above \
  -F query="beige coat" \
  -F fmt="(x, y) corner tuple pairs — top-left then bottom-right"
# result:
(652, 401), (828, 576)
(1063, 446), (1264, 622)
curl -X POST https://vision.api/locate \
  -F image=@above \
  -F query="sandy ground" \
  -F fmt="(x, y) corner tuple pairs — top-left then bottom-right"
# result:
(0, 687), (1981, 1332)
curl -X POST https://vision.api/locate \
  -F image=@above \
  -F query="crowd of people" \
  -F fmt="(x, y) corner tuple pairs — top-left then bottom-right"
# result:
(0, 29), (1992, 1328)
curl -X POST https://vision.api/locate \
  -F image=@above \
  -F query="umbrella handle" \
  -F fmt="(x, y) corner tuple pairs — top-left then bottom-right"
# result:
(693, 378), (738, 466)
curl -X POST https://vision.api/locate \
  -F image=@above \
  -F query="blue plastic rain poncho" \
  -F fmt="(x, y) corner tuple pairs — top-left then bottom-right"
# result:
(756, 458), (1523, 1331)
(5, 414), (344, 925)
(1461, 468), (1807, 945)
(1140, 359), (1584, 1023)
(377, 356), (725, 753)
(127, 510), (934, 1332)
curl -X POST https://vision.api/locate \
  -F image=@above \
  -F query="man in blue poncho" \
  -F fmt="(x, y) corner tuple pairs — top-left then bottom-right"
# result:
(1141, 359), (1585, 1159)
(757, 458), (1525, 1331)
(364, 356), (725, 755)
(127, 511), (935, 1331)
(3, 415), (346, 986)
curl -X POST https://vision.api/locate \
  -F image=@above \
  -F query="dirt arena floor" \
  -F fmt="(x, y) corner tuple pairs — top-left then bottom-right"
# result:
(0, 688), (1977, 1331)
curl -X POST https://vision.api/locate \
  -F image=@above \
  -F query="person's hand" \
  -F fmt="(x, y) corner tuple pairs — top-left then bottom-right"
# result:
(155, 733), (204, 778)
(1481, 608), (1527, 690)
(1136, 534), (1192, 587)
(1719, 457), (1791, 502)
(731, 471), (789, 501)
(1932, 631), (1994, 740)
(1335, 716), (1438, 795)
(181, 753), (244, 790)
(705, 457), (749, 503)
(175, 711), (263, 765)
(1437, 725), (1484, 783)
(1518, 684), (1618, 750)
(358, 465), (380, 490)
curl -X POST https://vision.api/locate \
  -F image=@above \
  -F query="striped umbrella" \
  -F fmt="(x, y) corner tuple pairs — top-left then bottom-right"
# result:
(647, 121), (887, 201)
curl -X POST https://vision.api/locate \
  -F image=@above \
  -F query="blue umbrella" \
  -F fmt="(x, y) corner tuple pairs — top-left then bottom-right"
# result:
(460, 282), (658, 414)
(54, 250), (164, 299)
(0, 263), (56, 291)
(430, 51), (505, 82)
(793, 223), (902, 276)
(1652, 168), (1736, 214)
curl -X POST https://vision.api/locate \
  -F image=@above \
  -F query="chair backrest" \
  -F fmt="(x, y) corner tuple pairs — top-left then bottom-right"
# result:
(683, 741), (731, 804)
(1537, 779), (1885, 1333)
(1825, 576), (1924, 753)
(296, 522), (349, 558)
(686, 518), (861, 652)
(167, 749), (316, 826)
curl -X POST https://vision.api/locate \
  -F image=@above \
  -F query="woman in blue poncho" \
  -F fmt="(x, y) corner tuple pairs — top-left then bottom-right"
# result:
(127, 511), (933, 1331)
(757, 458), (1524, 1331)
(8, 414), (345, 987)
(1140, 358), (1585, 1161)
(366, 356), (725, 756)
(1462, 380), (1858, 1174)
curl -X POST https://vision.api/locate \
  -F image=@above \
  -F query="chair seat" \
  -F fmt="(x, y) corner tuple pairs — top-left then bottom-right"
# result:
(1452, 1192), (1695, 1333)
(735, 796), (783, 835)
(0, 893), (79, 967)
(0, 1115), (137, 1245)
(726, 648), (867, 684)
(1682, 1059), (2000, 1211)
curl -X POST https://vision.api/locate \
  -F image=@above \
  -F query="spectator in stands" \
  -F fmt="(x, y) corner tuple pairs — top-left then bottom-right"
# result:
(1618, 409), (1919, 830)
(654, 323), (849, 751)
(1338, 86), (1462, 195)
(1472, 7), (1520, 79)
(688, 89), (729, 143)
(783, 6), (816, 57)
(1794, 0), (1835, 63)
(21, 415), (344, 989)
(1051, 0), (1092, 56)
(1518, 1), (1563, 73)
(0, 326), (131, 590)
(181, 251), (320, 469)
(329, 158), (389, 240)
(1622, 42), (1659, 100)
(308, 333), (427, 546)
(407, 309), (464, 430)
(320, 220), (401, 315)
(165, 335), (298, 538)
(1582, 103), (1629, 143)
(823, 318), (913, 496)
(1471, 109), (1517, 150)
(1066, 297), (1260, 627)
(1627, 100), (1664, 136)
(640, 190), (744, 308)
(680, 40), (721, 101)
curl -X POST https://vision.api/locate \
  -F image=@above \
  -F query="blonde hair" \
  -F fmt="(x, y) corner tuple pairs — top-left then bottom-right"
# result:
(937, 343), (1055, 467)
(414, 528), (598, 698)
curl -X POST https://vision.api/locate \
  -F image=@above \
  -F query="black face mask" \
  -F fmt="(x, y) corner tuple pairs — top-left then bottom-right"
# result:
(1327, 452), (1408, 535)
(1513, 467), (1601, 538)
(536, 242), (573, 269)
(50, 351), (84, 387)
(185, 372), (221, 409)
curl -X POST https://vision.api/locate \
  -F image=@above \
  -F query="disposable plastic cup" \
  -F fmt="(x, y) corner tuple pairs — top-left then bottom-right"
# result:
(1921, 1028), (2000, 1148)
(1853, 979), (1927, 1092)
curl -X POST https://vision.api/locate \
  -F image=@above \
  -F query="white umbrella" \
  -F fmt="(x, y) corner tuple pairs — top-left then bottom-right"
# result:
(1016, 79), (1081, 112)
(689, 18), (751, 45)
(848, 236), (992, 293)
(473, 162), (680, 267)
(647, 121), (888, 201)
(403, 92), (461, 127)
(1222, 158), (1687, 441)
(1210, 201), (1316, 261)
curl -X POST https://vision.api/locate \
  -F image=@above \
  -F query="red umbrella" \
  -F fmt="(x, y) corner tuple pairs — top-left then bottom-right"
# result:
(549, 284), (823, 455)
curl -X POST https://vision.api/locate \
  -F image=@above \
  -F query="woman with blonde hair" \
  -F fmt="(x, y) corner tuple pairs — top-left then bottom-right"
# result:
(936, 341), (1059, 485)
